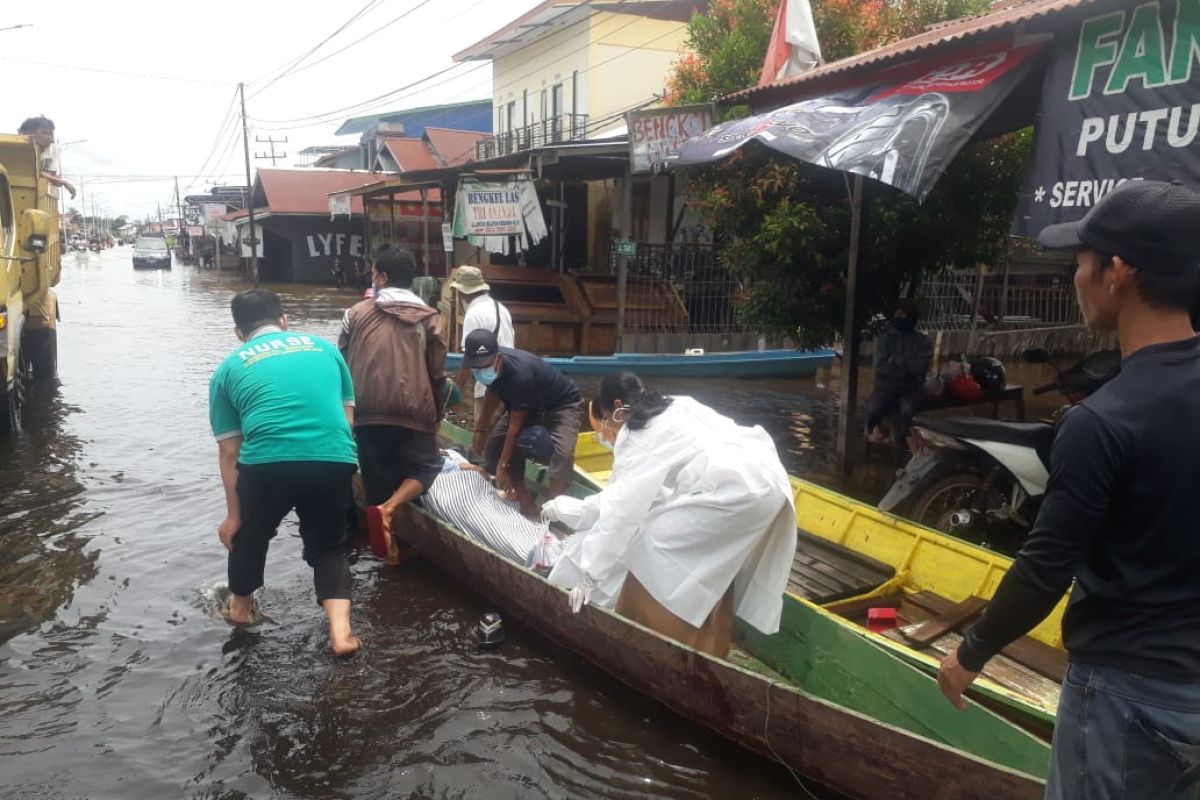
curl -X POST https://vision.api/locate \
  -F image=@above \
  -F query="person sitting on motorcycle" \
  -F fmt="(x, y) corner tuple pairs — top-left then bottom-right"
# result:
(865, 299), (932, 443)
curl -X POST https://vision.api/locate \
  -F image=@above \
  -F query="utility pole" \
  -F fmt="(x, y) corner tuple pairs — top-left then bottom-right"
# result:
(255, 135), (289, 166)
(240, 82), (259, 285)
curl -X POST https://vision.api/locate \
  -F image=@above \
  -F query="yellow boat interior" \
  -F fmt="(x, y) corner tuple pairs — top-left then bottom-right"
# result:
(572, 432), (1067, 724)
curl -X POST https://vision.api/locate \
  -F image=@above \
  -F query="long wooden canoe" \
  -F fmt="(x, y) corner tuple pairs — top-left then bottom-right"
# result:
(573, 433), (1067, 734)
(444, 348), (835, 378)
(392, 422), (1050, 799)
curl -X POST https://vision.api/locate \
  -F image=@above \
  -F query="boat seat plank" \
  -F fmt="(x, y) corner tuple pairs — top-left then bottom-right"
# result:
(788, 530), (896, 604)
(888, 626), (1063, 710)
(903, 596), (988, 647)
(904, 592), (1067, 683)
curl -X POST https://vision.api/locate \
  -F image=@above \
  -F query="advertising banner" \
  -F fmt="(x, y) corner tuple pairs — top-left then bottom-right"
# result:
(453, 179), (547, 242)
(676, 43), (1043, 201)
(1013, 0), (1200, 236)
(628, 104), (715, 174)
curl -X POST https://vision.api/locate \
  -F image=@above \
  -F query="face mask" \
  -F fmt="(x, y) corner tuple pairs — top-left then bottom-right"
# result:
(472, 366), (498, 386)
(598, 437), (614, 452)
(892, 316), (917, 333)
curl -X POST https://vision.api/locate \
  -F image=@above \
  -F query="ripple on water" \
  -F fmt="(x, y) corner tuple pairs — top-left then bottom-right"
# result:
(0, 257), (833, 800)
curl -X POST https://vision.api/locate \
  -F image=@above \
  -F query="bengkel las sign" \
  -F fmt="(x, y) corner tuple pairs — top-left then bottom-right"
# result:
(628, 105), (715, 174)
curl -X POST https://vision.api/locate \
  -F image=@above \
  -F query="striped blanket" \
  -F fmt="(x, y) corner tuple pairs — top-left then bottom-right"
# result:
(423, 465), (550, 566)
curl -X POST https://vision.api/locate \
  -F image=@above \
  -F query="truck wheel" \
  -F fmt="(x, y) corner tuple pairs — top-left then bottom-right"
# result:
(0, 356), (28, 437)
(25, 329), (57, 383)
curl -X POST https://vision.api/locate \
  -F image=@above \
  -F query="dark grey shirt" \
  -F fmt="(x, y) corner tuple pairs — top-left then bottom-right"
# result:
(960, 336), (1200, 681)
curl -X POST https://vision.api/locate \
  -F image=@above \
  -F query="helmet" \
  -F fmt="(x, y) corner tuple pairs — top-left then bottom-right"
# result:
(970, 357), (1006, 392)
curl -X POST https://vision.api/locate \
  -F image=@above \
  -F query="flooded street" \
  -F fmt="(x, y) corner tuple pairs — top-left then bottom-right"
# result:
(0, 249), (832, 800)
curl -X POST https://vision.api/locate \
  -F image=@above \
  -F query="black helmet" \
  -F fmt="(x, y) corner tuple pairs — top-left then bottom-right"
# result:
(970, 357), (1006, 391)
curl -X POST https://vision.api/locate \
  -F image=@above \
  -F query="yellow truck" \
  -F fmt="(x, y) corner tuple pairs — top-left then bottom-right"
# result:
(0, 134), (60, 436)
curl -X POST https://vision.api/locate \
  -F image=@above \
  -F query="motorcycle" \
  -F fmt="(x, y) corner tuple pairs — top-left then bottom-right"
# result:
(877, 348), (1121, 553)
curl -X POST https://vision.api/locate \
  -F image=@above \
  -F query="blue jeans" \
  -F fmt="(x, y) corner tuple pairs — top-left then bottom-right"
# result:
(1047, 662), (1200, 799)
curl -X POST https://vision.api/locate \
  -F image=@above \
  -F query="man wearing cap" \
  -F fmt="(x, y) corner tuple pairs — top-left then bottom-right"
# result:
(937, 181), (1200, 799)
(449, 266), (514, 424)
(464, 329), (583, 515)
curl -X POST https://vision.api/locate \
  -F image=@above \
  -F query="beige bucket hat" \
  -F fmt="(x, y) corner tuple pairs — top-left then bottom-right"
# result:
(448, 266), (489, 295)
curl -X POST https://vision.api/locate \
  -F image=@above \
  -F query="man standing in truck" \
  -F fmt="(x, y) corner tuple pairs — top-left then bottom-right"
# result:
(17, 117), (76, 200)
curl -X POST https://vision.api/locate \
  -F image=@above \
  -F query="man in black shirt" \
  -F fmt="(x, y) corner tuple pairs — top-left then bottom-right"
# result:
(464, 329), (583, 515)
(938, 181), (1200, 799)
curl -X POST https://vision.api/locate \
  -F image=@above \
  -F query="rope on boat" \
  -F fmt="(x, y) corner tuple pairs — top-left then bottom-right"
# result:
(763, 678), (822, 800)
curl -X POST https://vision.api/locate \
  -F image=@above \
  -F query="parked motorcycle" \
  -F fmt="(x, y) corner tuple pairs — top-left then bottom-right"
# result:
(877, 348), (1121, 553)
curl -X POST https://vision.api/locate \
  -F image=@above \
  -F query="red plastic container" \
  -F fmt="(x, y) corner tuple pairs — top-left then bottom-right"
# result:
(867, 607), (898, 633)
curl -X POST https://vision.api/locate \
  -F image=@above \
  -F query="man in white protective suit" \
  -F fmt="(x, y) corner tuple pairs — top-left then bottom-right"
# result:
(544, 372), (797, 657)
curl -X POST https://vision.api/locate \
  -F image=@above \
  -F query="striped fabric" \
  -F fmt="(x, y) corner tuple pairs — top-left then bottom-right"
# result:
(422, 467), (547, 566)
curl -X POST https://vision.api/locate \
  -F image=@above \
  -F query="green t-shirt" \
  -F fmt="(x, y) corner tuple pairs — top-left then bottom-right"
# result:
(209, 328), (357, 466)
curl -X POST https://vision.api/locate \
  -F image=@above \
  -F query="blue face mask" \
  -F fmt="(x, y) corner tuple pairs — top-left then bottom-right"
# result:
(472, 366), (498, 386)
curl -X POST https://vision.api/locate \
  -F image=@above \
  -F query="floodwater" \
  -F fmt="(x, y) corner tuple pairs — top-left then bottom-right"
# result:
(1, 248), (852, 800)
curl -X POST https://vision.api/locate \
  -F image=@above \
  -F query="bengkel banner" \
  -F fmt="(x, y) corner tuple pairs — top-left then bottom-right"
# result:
(1013, 0), (1200, 237)
(674, 43), (1043, 202)
(628, 104), (714, 174)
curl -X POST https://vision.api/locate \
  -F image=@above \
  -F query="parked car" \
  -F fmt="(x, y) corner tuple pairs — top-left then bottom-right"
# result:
(132, 236), (171, 269)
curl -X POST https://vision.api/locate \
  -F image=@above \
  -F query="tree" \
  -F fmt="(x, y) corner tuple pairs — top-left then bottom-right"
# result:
(666, 0), (1028, 346)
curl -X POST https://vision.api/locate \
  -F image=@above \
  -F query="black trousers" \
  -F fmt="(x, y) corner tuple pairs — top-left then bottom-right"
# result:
(354, 425), (443, 506)
(864, 385), (923, 437)
(229, 461), (356, 603)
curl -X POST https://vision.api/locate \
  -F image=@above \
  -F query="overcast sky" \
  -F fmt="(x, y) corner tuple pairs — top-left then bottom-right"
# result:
(1, 0), (545, 221)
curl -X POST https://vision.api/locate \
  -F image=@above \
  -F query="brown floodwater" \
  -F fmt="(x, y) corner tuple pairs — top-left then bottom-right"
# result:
(1, 249), (861, 800)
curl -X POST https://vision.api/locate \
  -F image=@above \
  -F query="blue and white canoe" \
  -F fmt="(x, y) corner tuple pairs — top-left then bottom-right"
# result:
(444, 348), (835, 379)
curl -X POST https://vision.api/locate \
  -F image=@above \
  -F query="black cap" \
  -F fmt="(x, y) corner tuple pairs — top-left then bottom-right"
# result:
(462, 328), (500, 368)
(1038, 180), (1200, 273)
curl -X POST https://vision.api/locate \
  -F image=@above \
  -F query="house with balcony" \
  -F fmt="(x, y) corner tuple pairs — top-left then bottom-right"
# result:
(456, 0), (696, 161)
(439, 1), (752, 351)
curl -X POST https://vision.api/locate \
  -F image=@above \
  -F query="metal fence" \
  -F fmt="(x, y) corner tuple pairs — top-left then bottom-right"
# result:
(609, 241), (746, 335)
(475, 114), (590, 160)
(918, 258), (1080, 331)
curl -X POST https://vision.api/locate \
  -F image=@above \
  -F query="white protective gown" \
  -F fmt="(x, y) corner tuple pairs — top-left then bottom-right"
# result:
(547, 396), (797, 634)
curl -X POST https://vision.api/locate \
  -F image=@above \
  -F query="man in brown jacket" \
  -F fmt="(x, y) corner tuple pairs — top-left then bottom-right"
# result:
(339, 247), (447, 564)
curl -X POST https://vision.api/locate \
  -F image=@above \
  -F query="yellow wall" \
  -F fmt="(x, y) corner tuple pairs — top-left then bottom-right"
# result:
(588, 12), (690, 135)
(488, 10), (691, 138)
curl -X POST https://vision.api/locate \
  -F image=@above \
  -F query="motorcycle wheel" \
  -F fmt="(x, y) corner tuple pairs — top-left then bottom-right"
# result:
(906, 471), (1022, 554)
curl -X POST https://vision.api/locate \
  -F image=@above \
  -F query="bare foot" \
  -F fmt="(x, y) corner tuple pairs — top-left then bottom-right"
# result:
(322, 598), (359, 657)
(226, 594), (254, 625)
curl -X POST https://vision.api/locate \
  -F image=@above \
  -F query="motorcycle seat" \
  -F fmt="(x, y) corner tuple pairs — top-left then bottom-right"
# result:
(915, 416), (1054, 461)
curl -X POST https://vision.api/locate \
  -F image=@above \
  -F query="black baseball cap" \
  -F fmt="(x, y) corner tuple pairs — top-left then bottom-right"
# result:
(462, 328), (500, 368)
(1038, 180), (1200, 273)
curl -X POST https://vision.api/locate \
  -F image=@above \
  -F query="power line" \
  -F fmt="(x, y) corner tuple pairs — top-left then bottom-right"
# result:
(247, 0), (387, 99)
(0, 56), (232, 84)
(246, 0), (593, 129)
(249, 62), (487, 130)
(264, 0), (440, 85)
(272, 13), (683, 138)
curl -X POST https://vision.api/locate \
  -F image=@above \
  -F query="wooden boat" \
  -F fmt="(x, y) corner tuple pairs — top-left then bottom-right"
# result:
(444, 347), (835, 379)
(573, 435), (1066, 735)
(391, 422), (1050, 799)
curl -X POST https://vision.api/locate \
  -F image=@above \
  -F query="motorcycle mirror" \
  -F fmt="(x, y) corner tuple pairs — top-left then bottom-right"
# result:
(1022, 348), (1054, 365)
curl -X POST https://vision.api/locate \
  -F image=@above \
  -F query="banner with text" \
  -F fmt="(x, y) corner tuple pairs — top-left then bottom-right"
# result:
(629, 104), (715, 174)
(675, 44), (1042, 202)
(453, 179), (547, 244)
(1014, 0), (1200, 236)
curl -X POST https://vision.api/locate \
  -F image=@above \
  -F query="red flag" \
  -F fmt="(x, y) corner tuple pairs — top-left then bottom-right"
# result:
(758, 1), (789, 87)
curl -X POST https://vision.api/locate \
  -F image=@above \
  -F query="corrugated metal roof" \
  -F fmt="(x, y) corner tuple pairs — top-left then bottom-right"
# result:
(730, 0), (1094, 108)
(425, 128), (488, 167)
(383, 138), (440, 172)
(256, 169), (378, 215)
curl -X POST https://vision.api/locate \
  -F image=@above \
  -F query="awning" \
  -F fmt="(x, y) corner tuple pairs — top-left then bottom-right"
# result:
(674, 41), (1045, 202)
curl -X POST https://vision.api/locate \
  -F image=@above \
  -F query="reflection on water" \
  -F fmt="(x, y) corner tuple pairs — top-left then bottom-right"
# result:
(0, 254), (823, 800)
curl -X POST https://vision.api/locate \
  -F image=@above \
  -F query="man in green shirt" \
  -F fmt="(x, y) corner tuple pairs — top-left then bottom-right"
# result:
(209, 289), (360, 656)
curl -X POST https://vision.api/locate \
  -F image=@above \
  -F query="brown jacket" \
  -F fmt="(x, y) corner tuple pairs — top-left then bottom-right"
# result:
(339, 288), (447, 432)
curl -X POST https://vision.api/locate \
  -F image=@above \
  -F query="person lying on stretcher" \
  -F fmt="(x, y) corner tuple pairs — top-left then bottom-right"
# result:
(421, 449), (565, 570)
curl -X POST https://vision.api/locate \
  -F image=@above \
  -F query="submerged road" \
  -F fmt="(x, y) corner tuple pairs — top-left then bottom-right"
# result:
(0, 249), (836, 799)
